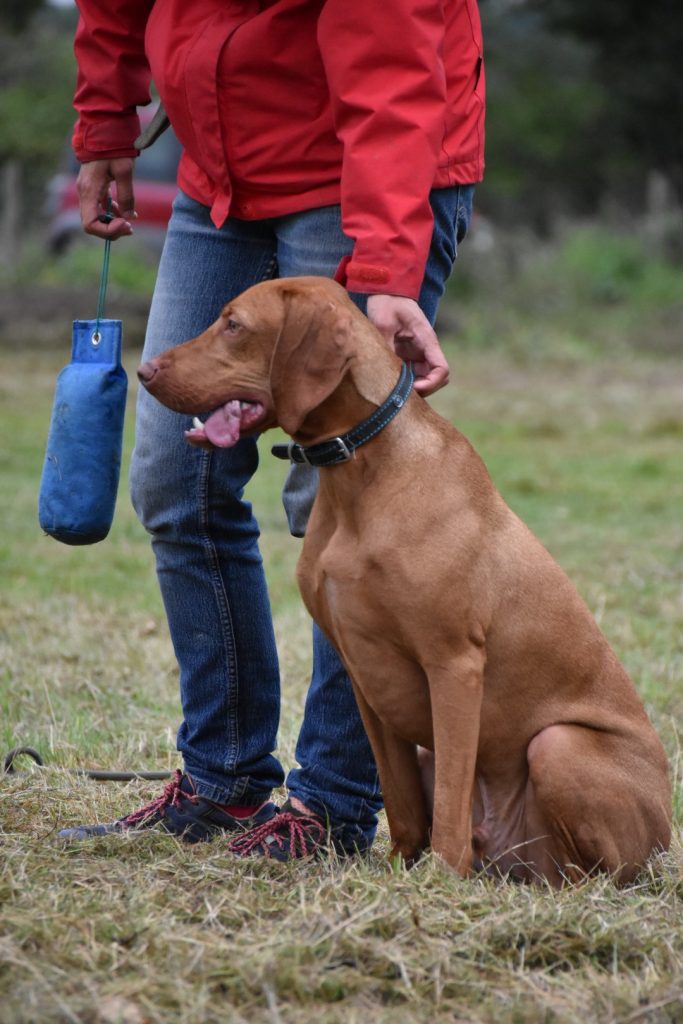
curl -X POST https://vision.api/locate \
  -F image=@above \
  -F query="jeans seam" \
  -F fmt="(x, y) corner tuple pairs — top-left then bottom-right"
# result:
(456, 184), (475, 247)
(196, 449), (248, 797)
(258, 254), (278, 282)
(454, 184), (463, 258)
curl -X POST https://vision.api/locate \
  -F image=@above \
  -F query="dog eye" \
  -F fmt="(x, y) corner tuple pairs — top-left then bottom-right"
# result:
(225, 318), (240, 334)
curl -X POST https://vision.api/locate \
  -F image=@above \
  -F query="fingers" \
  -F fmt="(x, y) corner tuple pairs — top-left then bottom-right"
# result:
(110, 158), (136, 220)
(407, 356), (450, 395)
(366, 294), (451, 398)
(76, 158), (137, 241)
(395, 339), (449, 395)
(412, 364), (450, 396)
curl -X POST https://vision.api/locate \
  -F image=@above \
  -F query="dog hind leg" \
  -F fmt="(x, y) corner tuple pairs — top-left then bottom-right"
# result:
(521, 723), (670, 886)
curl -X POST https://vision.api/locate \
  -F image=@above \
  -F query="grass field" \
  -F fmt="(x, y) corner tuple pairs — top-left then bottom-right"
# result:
(1, 247), (682, 1023)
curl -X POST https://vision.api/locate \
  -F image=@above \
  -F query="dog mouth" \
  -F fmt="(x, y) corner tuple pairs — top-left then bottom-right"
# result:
(185, 399), (266, 448)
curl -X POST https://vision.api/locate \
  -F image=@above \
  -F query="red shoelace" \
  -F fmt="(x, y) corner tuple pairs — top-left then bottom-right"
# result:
(123, 769), (191, 827)
(228, 809), (326, 859)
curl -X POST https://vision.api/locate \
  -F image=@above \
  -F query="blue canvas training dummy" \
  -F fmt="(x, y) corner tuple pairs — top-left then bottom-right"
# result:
(38, 318), (127, 545)
(38, 224), (128, 545)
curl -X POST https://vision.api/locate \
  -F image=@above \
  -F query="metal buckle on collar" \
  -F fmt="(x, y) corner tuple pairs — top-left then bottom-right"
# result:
(331, 437), (353, 462)
(287, 436), (353, 465)
(286, 440), (308, 465)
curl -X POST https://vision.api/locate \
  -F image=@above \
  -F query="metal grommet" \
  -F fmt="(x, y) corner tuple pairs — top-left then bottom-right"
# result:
(91, 331), (101, 347)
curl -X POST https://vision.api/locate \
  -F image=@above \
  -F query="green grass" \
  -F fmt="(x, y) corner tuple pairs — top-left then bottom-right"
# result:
(2, 236), (160, 297)
(454, 223), (683, 360)
(1, 280), (682, 1022)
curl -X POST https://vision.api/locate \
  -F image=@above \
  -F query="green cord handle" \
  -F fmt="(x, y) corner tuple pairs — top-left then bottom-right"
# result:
(94, 197), (113, 339)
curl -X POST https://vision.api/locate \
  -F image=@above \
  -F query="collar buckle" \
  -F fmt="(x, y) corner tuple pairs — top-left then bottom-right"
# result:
(287, 439), (309, 465)
(331, 436), (353, 462)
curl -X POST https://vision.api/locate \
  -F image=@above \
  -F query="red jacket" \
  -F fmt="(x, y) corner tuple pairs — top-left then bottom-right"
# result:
(73, 0), (485, 299)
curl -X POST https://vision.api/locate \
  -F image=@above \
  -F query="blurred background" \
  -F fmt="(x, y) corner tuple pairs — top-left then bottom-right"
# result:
(0, 0), (681, 354)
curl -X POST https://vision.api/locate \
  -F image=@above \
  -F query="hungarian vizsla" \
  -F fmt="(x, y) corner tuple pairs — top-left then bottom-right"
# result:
(138, 276), (671, 885)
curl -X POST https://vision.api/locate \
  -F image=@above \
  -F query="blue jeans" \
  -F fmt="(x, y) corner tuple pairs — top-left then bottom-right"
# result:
(129, 186), (473, 852)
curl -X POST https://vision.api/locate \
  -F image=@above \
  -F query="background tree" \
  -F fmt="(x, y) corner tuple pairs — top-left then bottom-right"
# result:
(0, 5), (77, 264)
(479, 0), (606, 232)
(0, 0), (46, 34)
(536, 0), (683, 198)
(478, 0), (681, 233)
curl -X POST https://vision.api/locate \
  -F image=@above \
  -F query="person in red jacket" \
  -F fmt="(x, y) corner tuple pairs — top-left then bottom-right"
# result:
(59, 0), (485, 858)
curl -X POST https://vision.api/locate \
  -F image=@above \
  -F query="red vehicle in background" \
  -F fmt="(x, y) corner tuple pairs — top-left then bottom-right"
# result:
(46, 109), (182, 253)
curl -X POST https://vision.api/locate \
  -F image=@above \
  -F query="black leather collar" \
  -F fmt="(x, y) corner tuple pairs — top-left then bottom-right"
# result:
(271, 362), (414, 467)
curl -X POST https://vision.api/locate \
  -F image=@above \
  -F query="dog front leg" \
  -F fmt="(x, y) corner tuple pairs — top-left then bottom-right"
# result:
(428, 644), (485, 876)
(351, 682), (430, 866)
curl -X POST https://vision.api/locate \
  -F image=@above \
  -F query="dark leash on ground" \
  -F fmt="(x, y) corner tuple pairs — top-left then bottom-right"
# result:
(3, 745), (172, 782)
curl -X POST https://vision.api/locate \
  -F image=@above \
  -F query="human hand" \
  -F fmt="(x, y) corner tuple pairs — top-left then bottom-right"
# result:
(77, 157), (137, 240)
(365, 294), (450, 397)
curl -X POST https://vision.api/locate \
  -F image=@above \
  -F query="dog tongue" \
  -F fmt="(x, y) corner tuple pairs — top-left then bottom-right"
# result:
(203, 401), (242, 447)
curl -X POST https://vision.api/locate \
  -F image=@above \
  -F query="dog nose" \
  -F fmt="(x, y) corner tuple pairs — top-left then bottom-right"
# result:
(137, 360), (159, 385)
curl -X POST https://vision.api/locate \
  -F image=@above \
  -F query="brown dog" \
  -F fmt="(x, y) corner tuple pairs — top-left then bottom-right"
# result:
(138, 276), (671, 885)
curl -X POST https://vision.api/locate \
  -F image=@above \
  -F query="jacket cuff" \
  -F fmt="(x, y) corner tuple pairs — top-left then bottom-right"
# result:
(334, 256), (422, 300)
(72, 113), (141, 163)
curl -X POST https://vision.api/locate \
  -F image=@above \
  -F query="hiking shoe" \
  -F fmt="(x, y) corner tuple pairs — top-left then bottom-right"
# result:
(57, 769), (277, 844)
(227, 799), (330, 861)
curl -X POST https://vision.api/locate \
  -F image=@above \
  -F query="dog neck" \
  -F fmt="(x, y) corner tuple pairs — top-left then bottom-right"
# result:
(273, 361), (415, 467)
(292, 339), (407, 448)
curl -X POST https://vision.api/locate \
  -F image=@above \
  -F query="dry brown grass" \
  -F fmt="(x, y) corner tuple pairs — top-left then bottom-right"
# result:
(2, 755), (682, 1024)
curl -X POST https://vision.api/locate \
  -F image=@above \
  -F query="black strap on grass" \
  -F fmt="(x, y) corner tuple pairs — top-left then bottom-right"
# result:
(2, 745), (172, 782)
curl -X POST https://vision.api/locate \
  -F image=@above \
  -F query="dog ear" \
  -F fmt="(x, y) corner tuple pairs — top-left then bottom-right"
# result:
(270, 282), (354, 436)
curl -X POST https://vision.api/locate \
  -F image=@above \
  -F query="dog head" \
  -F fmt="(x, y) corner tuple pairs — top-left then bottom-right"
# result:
(138, 276), (368, 446)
